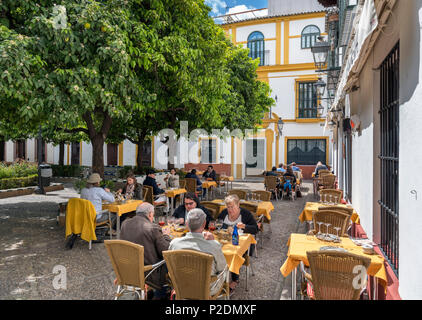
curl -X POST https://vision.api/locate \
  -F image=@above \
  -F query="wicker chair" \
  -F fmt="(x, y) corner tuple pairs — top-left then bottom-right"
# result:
(215, 174), (225, 195)
(251, 190), (271, 201)
(318, 206), (353, 216)
(319, 189), (343, 203)
(318, 169), (331, 177)
(104, 240), (166, 300)
(179, 179), (186, 189)
(163, 249), (229, 300)
(312, 210), (350, 237)
(201, 202), (221, 220)
(239, 202), (262, 260)
(143, 185), (166, 206)
(318, 174), (336, 191)
(228, 189), (247, 200)
(185, 178), (202, 199)
(264, 176), (279, 201)
(303, 250), (371, 300)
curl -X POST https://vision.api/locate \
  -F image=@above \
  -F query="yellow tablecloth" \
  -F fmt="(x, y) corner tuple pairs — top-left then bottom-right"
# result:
(102, 200), (143, 217)
(220, 176), (234, 181)
(221, 234), (256, 275)
(211, 199), (274, 221)
(299, 202), (360, 224)
(202, 181), (217, 189)
(168, 227), (256, 275)
(165, 188), (187, 198)
(280, 233), (387, 291)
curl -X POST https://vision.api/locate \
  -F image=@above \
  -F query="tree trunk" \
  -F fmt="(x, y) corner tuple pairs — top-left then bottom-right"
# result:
(91, 135), (105, 177)
(83, 110), (112, 179)
(136, 139), (144, 170)
(59, 142), (65, 166)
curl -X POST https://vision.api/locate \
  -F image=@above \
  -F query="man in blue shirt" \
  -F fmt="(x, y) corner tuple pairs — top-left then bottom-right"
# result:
(290, 162), (301, 172)
(80, 173), (115, 222)
(276, 163), (286, 173)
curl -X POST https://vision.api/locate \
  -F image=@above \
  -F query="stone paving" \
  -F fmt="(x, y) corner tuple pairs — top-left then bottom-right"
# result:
(0, 181), (311, 300)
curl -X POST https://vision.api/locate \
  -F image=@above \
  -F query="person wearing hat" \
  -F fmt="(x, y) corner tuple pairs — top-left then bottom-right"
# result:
(80, 173), (116, 224)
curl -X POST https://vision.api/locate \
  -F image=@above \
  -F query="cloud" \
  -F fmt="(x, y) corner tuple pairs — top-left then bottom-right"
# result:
(227, 5), (268, 20)
(205, 0), (227, 15)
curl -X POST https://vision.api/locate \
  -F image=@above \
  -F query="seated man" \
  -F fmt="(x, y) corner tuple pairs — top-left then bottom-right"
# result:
(265, 166), (279, 177)
(289, 162), (301, 172)
(80, 172), (116, 228)
(143, 169), (167, 204)
(202, 165), (217, 181)
(169, 208), (228, 297)
(185, 169), (203, 193)
(120, 202), (171, 299)
(172, 192), (213, 229)
(314, 161), (328, 177)
(276, 163), (286, 173)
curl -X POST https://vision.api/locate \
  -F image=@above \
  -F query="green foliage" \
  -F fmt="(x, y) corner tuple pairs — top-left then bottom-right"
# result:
(0, 162), (38, 179)
(100, 179), (115, 190)
(0, 174), (38, 190)
(117, 165), (135, 179)
(51, 164), (83, 177)
(73, 178), (87, 194)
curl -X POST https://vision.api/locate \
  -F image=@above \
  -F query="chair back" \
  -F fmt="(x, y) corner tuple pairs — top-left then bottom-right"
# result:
(65, 198), (97, 241)
(142, 185), (154, 204)
(179, 179), (186, 189)
(185, 178), (197, 193)
(239, 202), (260, 222)
(201, 202), (221, 220)
(319, 189), (343, 203)
(313, 210), (350, 236)
(104, 240), (146, 289)
(318, 205), (354, 216)
(251, 190), (271, 201)
(318, 170), (331, 177)
(264, 176), (278, 190)
(163, 249), (213, 300)
(228, 189), (247, 200)
(322, 174), (336, 189)
(306, 250), (371, 300)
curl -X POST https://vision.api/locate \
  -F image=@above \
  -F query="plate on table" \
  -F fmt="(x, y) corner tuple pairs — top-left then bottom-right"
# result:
(319, 246), (348, 253)
(174, 226), (186, 232)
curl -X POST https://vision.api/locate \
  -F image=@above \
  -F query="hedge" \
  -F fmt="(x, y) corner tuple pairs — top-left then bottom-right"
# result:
(51, 164), (84, 177)
(0, 174), (38, 190)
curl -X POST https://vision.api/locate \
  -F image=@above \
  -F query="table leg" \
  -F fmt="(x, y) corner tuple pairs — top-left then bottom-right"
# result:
(292, 267), (297, 300)
(373, 277), (378, 300)
(169, 197), (174, 217)
(117, 214), (121, 239)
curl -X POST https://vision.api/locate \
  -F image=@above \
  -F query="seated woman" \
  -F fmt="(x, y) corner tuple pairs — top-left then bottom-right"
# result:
(217, 194), (258, 292)
(164, 168), (180, 189)
(282, 166), (297, 196)
(117, 173), (142, 200)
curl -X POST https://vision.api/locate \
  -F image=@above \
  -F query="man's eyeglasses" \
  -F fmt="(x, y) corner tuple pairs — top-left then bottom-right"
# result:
(185, 201), (195, 206)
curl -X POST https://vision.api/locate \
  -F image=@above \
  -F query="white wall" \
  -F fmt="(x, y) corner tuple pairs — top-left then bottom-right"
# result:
(236, 23), (276, 42)
(398, 0), (422, 300)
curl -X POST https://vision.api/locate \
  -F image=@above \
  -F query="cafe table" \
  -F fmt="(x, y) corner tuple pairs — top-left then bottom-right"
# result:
(220, 175), (234, 192)
(299, 202), (360, 225)
(280, 233), (387, 300)
(167, 226), (256, 275)
(164, 188), (187, 216)
(102, 199), (143, 239)
(202, 181), (217, 200)
(211, 199), (274, 222)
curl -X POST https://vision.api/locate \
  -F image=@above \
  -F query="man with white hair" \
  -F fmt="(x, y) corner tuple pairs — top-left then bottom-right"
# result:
(169, 208), (228, 296)
(120, 202), (171, 299)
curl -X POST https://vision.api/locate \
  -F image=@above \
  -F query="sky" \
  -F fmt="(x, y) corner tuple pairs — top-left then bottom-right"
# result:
(205, 0), (268, 18)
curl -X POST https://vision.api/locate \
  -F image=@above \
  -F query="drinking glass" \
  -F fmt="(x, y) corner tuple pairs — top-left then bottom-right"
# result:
(158, 216), (166, 227)
(329, 195), (333, 205)
(334, 227), (341, 243)
(324, 223), (331, 240)
(168, 217), (175, 228)
(316, 222), (324, 238)
(306, 220), (314, 239)
(208, 221), (216, 232)
(215, 219), (223, 231)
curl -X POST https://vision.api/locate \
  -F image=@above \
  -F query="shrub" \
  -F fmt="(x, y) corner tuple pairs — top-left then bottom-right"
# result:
(0, 174), (38, 190)
(0, 162), (38, 179)
(73, 179), (115, 194)
(117, 166), (135, 179)
(51, 165), (83, 177)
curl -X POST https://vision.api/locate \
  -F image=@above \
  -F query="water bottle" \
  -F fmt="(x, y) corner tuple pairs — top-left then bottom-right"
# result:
(232, 225), (239, 245)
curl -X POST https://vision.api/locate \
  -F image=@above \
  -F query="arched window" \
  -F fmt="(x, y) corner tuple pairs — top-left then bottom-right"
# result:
(247, 31), (265, 66)
(301, 25), (320, 49)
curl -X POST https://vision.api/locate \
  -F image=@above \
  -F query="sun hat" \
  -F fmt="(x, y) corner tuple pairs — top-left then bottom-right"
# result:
(87, 173), (102, 184)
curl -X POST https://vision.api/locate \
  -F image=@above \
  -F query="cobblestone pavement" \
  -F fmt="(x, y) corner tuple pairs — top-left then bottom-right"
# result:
(0, 181), (311, 300)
